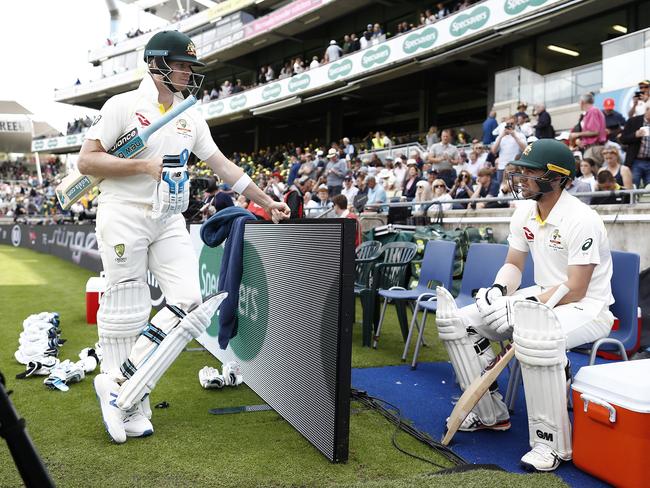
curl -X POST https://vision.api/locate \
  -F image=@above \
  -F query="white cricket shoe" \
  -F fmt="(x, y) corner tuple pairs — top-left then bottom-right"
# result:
(520, 443), (564, 472)
(123, 405), (154, 438)
(94, 374), (126, 444)
(458, 411), (511, 432)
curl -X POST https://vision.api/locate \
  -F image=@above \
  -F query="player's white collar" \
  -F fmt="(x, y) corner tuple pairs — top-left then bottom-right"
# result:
(137, 74), (185, 105)
(531, 190), (570, 226)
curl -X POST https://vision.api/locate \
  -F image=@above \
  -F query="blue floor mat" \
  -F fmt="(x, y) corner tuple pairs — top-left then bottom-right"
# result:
(351, 351), (612, 487)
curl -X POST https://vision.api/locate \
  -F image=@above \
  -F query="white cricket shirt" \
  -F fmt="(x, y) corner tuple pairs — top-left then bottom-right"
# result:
(84, 75), (218, 205)
(508, 190), (614, 305)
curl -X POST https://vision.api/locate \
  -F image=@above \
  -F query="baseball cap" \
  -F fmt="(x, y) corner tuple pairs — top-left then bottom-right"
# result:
(359, 166), (369, 174)
(326, 148), (338, 158)
(317, 184), (328, 192)
(639, 80), (650, 86)
(330, 40), (337, 45)
(603, 98), (615, 110)
(406, 158), (417, 166)
(344, 175), (352, 181)
(297, 175), (310, 185)
(316, 149), (324, 157)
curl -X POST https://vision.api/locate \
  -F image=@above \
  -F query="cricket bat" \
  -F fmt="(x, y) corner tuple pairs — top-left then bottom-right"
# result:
(441, 284), (570, 446)
(55, 95), (197, 210)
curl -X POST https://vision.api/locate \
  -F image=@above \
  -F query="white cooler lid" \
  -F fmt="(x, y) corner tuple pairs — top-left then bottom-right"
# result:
(572, 359), (650, 413)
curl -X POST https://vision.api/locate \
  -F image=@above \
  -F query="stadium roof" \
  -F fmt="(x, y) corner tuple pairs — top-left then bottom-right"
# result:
(0, 101), (32, 115)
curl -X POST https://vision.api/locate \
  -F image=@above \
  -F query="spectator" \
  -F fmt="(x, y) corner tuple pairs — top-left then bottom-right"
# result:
(267, 172), (286, 200)
(577, 158), (598, 191)
(201, 89), (211, 103)
(628, 80), (650, 118)
(332, 194), (361, 246)
(620, 101), (650, 188)
(471, 168), (502, 209)
(602, 98), (625, 142)
(401, 162), (421, 200)
(279, 63), (292, 79)
(599, 147), (633, 189)
(293, 57), (305, 74)
(210, 86), (219, 100)
(325, 40), (343, 63)
(313, 184), (333, 215)
(286, 155), (301, 187)
(360, 30), (372, 50)
(565, 177), (593, 204)
(265, 65), (275, 82)
(426, 126), (439, 148)
(377, 168), (398, 198)
(349, 33), (360, 52)
(365, 175), (387, 208)
(466, 150), (487, 178)
(456, 0), (472, 10)
(591, 170), (630, 204)
(412, 180), (433, 216)
(450, 169), (475, 209)
(482, 110), (498, 145)
(429, 129), (459, 188)
(492, 115), (527, 183)
(342, 34), (352, 55)
(213, 183), (235, 212)
(429, 179), (453, 212)
(231, 79), (244, 94)
(341, 175), (358, 204)
(569, 92), (607, 164)
(534, 103), (554, 139)
(284, 175), (313, 218)
(342, 137), (355, 158)
(220, 80), (232, 98)
(434, 2), (449, 19)
(514, 102), (529, 121)
(371, 131), (384, 149)
(309, 56), (320, 69)
(325, 148), (347, 196)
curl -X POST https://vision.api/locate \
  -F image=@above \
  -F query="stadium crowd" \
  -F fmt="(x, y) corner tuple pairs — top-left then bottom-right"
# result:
(200, 0), (484, 101)
(3, 86), (649, 223)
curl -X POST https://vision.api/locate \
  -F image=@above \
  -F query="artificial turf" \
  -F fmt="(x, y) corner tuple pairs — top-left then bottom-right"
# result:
(0, 245), (567, 487)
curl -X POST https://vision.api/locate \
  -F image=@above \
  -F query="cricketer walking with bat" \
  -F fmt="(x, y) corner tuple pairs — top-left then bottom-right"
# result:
(434, 139), (614, 472)
(77, 30), (290, 444)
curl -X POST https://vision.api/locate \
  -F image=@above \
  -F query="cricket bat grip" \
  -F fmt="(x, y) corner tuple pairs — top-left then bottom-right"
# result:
(545, 283), (570, 309)
(141, 96), (197, 139)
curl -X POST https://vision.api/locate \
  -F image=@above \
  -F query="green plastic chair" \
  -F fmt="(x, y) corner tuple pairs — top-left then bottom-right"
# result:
(357, 242), (418, 347)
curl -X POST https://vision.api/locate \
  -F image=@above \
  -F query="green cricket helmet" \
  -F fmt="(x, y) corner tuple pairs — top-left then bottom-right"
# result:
(508, 139), (575, 200)
(144, 30), (205, 66)
(144, 31), (205, 97)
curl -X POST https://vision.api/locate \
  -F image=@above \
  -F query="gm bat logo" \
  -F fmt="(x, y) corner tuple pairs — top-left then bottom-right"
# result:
(536, 430), (553, 441)
(504, 0), (547, 15)
(328, 59), (353, 80)
(402, 28), (437, 54)
(450, 6), (490, 36)
(362, 45), (391, 68)
(288, 74), (310, 92)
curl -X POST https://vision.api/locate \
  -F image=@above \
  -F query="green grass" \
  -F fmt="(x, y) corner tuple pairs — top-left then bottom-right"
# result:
(0, 245), (567, 488)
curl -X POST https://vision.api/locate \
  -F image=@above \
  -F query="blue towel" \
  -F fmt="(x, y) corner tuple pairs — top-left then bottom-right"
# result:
(200, 207), (256, 349)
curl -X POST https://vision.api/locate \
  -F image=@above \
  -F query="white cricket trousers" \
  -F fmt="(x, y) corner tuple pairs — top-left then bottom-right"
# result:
(95, 202), (202, 330)
(458, 285), (614, 349)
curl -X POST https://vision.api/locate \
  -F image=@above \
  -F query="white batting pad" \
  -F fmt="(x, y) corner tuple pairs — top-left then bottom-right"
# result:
(116, 292), (227, 411)
(97, 281), (151, 378)
(513, 300), (572, 460)
(435, 286), (504, 426)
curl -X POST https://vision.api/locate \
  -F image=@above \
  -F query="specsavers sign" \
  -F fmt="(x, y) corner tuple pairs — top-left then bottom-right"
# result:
(195, 0), (558, 122)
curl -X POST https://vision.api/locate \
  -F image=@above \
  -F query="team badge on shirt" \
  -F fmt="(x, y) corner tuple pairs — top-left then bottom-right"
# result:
(523, 226), (534, 241)
(548, 229), (564, 251)
(176, 118), (193, 138)
(136, 112), (151, 127)
(114, 243), (127, 263)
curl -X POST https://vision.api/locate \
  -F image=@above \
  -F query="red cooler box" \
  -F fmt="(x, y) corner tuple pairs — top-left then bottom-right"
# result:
(86, 273), (106, 324)
(572, 359), (650, 488)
